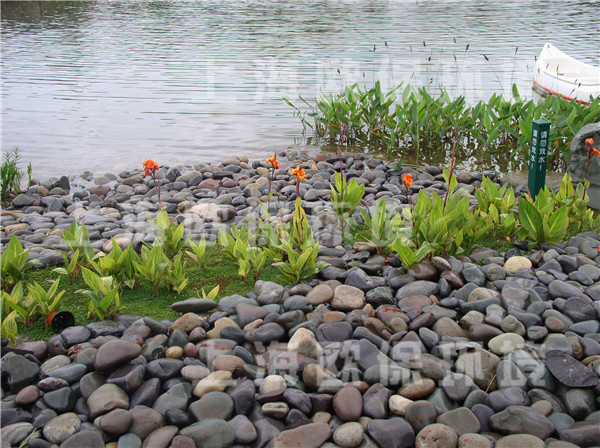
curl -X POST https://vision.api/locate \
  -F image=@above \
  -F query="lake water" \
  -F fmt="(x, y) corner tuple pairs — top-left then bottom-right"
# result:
(2, 0), (599, 178)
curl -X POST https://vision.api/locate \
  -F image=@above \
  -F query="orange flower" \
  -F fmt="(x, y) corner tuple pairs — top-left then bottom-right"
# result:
(585, 138), (594, 146)
(266, 154), (280, 169)
(143, 159), (159, 176)
(402, 173), (413, 188)
(593, 148), (600, 157)
(291, 166), (306, 181)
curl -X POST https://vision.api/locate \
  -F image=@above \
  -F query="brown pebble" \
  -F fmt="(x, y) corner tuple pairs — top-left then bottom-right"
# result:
(14, 385), (40, 406)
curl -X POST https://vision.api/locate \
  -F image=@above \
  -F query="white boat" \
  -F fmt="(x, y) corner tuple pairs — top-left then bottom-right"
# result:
(533, 43), (600, 104)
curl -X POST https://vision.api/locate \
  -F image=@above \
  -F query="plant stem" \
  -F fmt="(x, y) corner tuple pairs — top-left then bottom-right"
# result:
(443, 123), (460, 210)
(338, 125), (347, 237)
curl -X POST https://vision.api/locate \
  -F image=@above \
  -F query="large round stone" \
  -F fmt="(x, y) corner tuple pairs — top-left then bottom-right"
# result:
(94, 339), (142, 371)
(331, 285), (366, 311)
(333, 386), (363, 422)
(415, 423), (458, 448)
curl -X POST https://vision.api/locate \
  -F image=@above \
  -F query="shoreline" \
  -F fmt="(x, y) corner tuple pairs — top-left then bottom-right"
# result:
(1, 150), (599, 448)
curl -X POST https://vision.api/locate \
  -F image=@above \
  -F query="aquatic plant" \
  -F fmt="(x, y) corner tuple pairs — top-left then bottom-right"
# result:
(285, 83), (600, 171)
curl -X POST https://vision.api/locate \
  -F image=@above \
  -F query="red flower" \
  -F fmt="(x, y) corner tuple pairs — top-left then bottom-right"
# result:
(291, 166), (306, 181)
(143, 159), (159, 176)
(266, 154), (280, 169)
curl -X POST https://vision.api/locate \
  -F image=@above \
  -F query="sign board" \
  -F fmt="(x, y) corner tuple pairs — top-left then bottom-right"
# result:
(528, 119), (551, 199)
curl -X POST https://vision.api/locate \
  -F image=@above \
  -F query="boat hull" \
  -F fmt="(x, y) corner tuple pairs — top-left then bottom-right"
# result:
(533, 43), (600, 103)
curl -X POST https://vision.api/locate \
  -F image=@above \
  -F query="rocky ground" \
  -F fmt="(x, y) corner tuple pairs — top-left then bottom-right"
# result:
(1, 151), (600, 448)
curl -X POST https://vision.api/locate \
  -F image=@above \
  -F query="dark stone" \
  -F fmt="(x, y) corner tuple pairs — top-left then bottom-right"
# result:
(544, 350), (599, 388)
(362, 383), (391, 419)
(42, 387), (77, 413)
(367, 417), (415, 448)
(1, 354), (40, 393)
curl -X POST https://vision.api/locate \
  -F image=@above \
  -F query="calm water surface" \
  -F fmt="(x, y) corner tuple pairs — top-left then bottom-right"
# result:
(2, 0), (599, 177)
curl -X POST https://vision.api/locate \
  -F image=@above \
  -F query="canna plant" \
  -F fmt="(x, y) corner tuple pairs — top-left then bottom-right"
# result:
(474, 176), (517, 237)
(330, 171), (365, 239)
(195, 285), (220, 302)
(78, 267), (123, 320)
(218, 224), (256, 280)
(550, 173), (596, 233)
(1, 282), (21, 342)
(186, 235), (211, 268)
(1, 235), (41, 291)
(1, 307), (21, 343)
(143, 159), (162, 208)
(248, 246), (269, 282)
(53, 249), (81, 284)
(359, 197), (398, 255)
(410, 170), (492, 256)
(93, 240), (140, 289)
(272, 198), (329, 284)
(165, 253), (189, 295)
(27, 279), (65, 326)
(62, 221), (96, 265)
(147, 208), (188, 260)
(391, 237), (434, 269)
(3, 282), (39, 327)
(517, 188), (569, 248)
(134, 245), (170, 296)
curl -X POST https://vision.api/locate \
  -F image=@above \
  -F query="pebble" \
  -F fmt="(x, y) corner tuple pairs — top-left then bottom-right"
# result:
(415, 423), (458, 448)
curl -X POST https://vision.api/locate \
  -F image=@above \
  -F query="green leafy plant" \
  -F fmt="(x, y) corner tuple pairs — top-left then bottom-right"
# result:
(53, 249), (81, 283)
(1, 285), (22, 342)
(286, 82), (600, 171)
(358, 197), (398, 255)
(272, 199), (329, 284)
(196, 285), (220, 301)
(550, 173), (595, 232)
(27, 279), (65, 325)
(186, 235), (211, 268)
(147, 208), (188, 259)
(248, 246), (269, 281)
(26, 163), (33, 190)
(93, 241), (140, 289)
(330, 171), (365, 239)
(517, 188), (569, 248)
(1, 308), (21, 343)
(391, 238), (434, 269)
(62, 221), (96, 265)
(78, 267), (123, 320)
(1, 147), (23, 202)
(165, 253), (189, 295)
(475, 176), (517, 237)
(1, 235), (41, 291)
(134, 245), (170, 296)
(218, 224), (258, 280)
(3, 282), (39, 327)
(411, 171), (492, 256)
(273, 237), (327, 284)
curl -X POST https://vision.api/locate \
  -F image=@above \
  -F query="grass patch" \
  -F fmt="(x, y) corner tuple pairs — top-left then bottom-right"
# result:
(16, 247), (279, 342)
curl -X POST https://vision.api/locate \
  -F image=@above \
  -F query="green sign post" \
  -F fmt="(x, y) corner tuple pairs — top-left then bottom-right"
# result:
(528, 119), (551, 199)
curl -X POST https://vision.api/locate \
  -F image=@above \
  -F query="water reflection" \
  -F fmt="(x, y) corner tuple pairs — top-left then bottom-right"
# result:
(2, 0), (598, 177)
